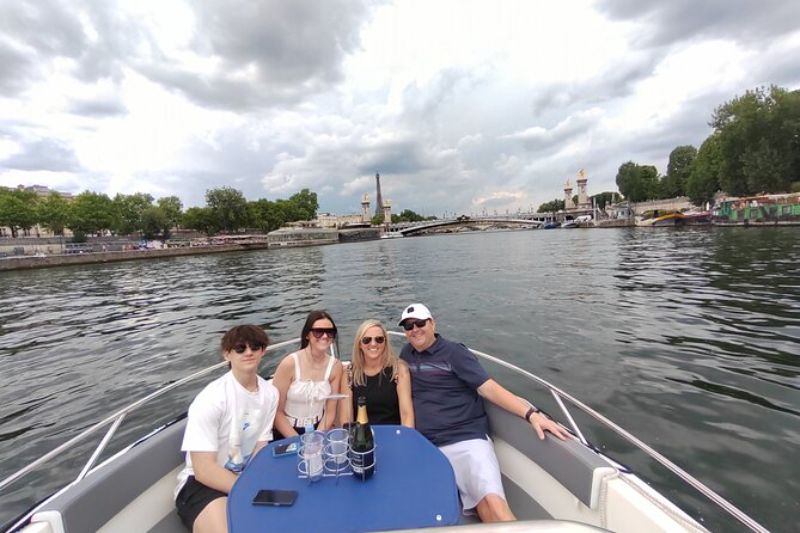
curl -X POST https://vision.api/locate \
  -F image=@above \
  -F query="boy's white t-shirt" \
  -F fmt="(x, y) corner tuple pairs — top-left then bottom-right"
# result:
(175, 371), (279, 498)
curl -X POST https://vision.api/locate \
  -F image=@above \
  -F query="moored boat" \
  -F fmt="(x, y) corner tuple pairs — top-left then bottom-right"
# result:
(0, 334), (767, 533)
(636, 210), (685, 227)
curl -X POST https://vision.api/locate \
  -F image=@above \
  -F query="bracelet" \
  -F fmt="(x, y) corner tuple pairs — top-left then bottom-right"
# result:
(524, 406), (540, 422)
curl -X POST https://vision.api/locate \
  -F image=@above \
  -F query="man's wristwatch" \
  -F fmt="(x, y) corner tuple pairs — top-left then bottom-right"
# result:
(524, 406), (540, 422)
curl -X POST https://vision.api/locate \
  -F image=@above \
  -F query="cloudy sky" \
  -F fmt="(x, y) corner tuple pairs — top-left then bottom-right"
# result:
(1, 0), (798, 217)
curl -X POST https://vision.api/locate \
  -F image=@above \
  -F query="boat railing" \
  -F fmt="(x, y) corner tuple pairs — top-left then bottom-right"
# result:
(0, 337), (300, 495)
(1, 334), (767, 533)
(384, 331), (767, 533)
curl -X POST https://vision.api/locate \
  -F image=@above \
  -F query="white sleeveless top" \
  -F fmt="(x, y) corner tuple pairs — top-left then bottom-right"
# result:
(284, 352), (335, 427)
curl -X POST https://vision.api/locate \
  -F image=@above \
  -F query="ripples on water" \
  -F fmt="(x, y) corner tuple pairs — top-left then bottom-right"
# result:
(1, 227), (798, 531)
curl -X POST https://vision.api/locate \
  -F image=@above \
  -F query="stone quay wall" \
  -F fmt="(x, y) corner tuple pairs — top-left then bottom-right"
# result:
(0, 244), (268, 272)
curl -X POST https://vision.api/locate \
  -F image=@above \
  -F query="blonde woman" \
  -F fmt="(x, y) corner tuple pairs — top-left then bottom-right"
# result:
(340, 319), (414, 427)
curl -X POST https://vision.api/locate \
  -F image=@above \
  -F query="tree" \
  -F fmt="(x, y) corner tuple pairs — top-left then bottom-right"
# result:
(206, 187), (249, 233)
(686, 134), (722, 207)
(712, 85), (800, 195)
(141, 207), (168, 240)
(68, 191), (114, 237)
(537, 199), (565, 213)
(112, 193), (154, 235)
(663, 145), (697, 198)
(591, 192), (621, 209)
(615, 161), (659, 202)
(37, 192), (70, 236)
(157, 196), (183, 236)
(396, 209), (427, 222)
(182, 207), (217, 235)
(287, 189), (319, 221)
(248, 199), (285, 233)
(0, 188), (38, 238)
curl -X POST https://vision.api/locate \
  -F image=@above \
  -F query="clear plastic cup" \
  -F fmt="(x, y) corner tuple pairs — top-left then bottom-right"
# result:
(298, 431), (324, 481)
(325, 429), (350, 466)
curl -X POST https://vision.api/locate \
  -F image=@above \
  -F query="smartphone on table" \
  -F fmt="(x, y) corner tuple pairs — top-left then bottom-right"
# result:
(272, 442), (298, 457)
(252, 489), (298, 507)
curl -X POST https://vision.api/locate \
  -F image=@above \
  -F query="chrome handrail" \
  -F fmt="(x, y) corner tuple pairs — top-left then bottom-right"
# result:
(0, 337), (300, 493)
(387, 331), (767, 533)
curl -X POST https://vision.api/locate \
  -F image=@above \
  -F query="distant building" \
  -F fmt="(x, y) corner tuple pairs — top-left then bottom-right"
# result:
(314, 213), (369, 228)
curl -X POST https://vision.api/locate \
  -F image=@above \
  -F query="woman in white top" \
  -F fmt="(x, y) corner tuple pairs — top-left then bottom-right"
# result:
(175, 325), (278, 533)
(273, 310), (344, 439)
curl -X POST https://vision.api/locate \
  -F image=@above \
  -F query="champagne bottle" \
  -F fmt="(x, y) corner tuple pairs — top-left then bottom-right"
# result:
(350, 396), (375, 480)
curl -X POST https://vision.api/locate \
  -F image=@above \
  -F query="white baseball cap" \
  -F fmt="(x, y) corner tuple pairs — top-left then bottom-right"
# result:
(398, 303), (433, 325)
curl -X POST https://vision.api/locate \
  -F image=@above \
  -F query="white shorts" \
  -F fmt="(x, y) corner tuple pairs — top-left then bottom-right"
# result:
(439, 437), (506, 511)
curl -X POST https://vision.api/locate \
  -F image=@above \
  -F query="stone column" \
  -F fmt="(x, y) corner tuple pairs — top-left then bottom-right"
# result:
(564, 179), (574, 210)
(382, 199), (392, 231)
(361, 193), (370, 223)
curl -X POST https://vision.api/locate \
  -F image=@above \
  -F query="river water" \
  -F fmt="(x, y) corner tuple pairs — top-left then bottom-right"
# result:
(0, 227), (798, 531)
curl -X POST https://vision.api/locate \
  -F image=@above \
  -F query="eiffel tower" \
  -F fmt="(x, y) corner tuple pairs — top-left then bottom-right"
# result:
(374, 173), (384, 216)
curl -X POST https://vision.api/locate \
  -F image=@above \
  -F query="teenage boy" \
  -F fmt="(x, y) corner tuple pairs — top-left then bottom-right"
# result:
(175, 325), (279, 532)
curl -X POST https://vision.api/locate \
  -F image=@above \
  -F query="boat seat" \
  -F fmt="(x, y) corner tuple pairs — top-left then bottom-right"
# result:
(148, 510), (184, 533)
(29, 416), (187, 533)
(485, 402), (610, 509)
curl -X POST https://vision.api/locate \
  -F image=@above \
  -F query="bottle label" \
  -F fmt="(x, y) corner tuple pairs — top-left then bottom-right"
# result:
(350, 446), (375, 479)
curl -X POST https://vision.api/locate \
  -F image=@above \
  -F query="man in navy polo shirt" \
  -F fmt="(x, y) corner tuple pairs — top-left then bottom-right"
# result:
(398, 303), (569, 522)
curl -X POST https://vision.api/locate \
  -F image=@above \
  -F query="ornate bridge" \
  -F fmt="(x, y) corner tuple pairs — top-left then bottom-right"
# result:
(389, 216), (545, 236)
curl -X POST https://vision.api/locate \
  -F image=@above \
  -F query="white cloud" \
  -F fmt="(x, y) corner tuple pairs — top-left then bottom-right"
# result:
(1, 0), (798, 214)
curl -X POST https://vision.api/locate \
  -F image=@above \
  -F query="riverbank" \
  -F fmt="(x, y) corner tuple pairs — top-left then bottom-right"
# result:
(0, 244), (269, 271)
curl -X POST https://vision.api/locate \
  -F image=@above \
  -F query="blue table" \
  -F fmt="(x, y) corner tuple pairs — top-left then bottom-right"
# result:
(228, 425), (461, 532)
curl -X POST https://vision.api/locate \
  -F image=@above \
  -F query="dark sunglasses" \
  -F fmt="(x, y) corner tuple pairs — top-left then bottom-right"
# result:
(310, 328), (337, 339)
(402, 319), (429, 331)
(232, 343), (265, 354)
(361, 336), (385, 345)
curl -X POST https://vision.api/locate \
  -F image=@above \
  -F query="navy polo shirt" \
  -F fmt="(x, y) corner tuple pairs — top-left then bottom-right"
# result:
(400, 334), (491, 446)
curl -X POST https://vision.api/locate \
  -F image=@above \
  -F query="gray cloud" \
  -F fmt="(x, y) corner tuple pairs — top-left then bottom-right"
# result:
(1, 139), (82, 172)
(596, 0), (800, 47)
(530, 51), (662, 117)
(0, 1), (87, 58)
(0, 1), (372, 111)
(140, 0), (371, 110)
(0, 41), (36, 96)
(68, 97), (127, 117)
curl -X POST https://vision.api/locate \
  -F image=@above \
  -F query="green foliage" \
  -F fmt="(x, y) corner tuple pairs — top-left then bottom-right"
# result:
(157, 196), (183, 230)
(206, 187), (250, 233)
(370, 208), (430, 225)
(141, 207), (169, 240)
(591, 191), (621, 209)
(537, 199), (565, 213)
(0, 187), (39, 238)
(112, 193), (154, 235)
(37, 193), (70, 236)
(288, 189), (319, 221)
(663, 145), (697, 198)
(182, 207), (217, 235)
(712, 85), (800, 195)
(396, 209), (427, 222)
(686, 134), (722, 207)
(248, 199), (284, 233)
(615, 162), (660, 202)
(68, 192), (114, 236)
